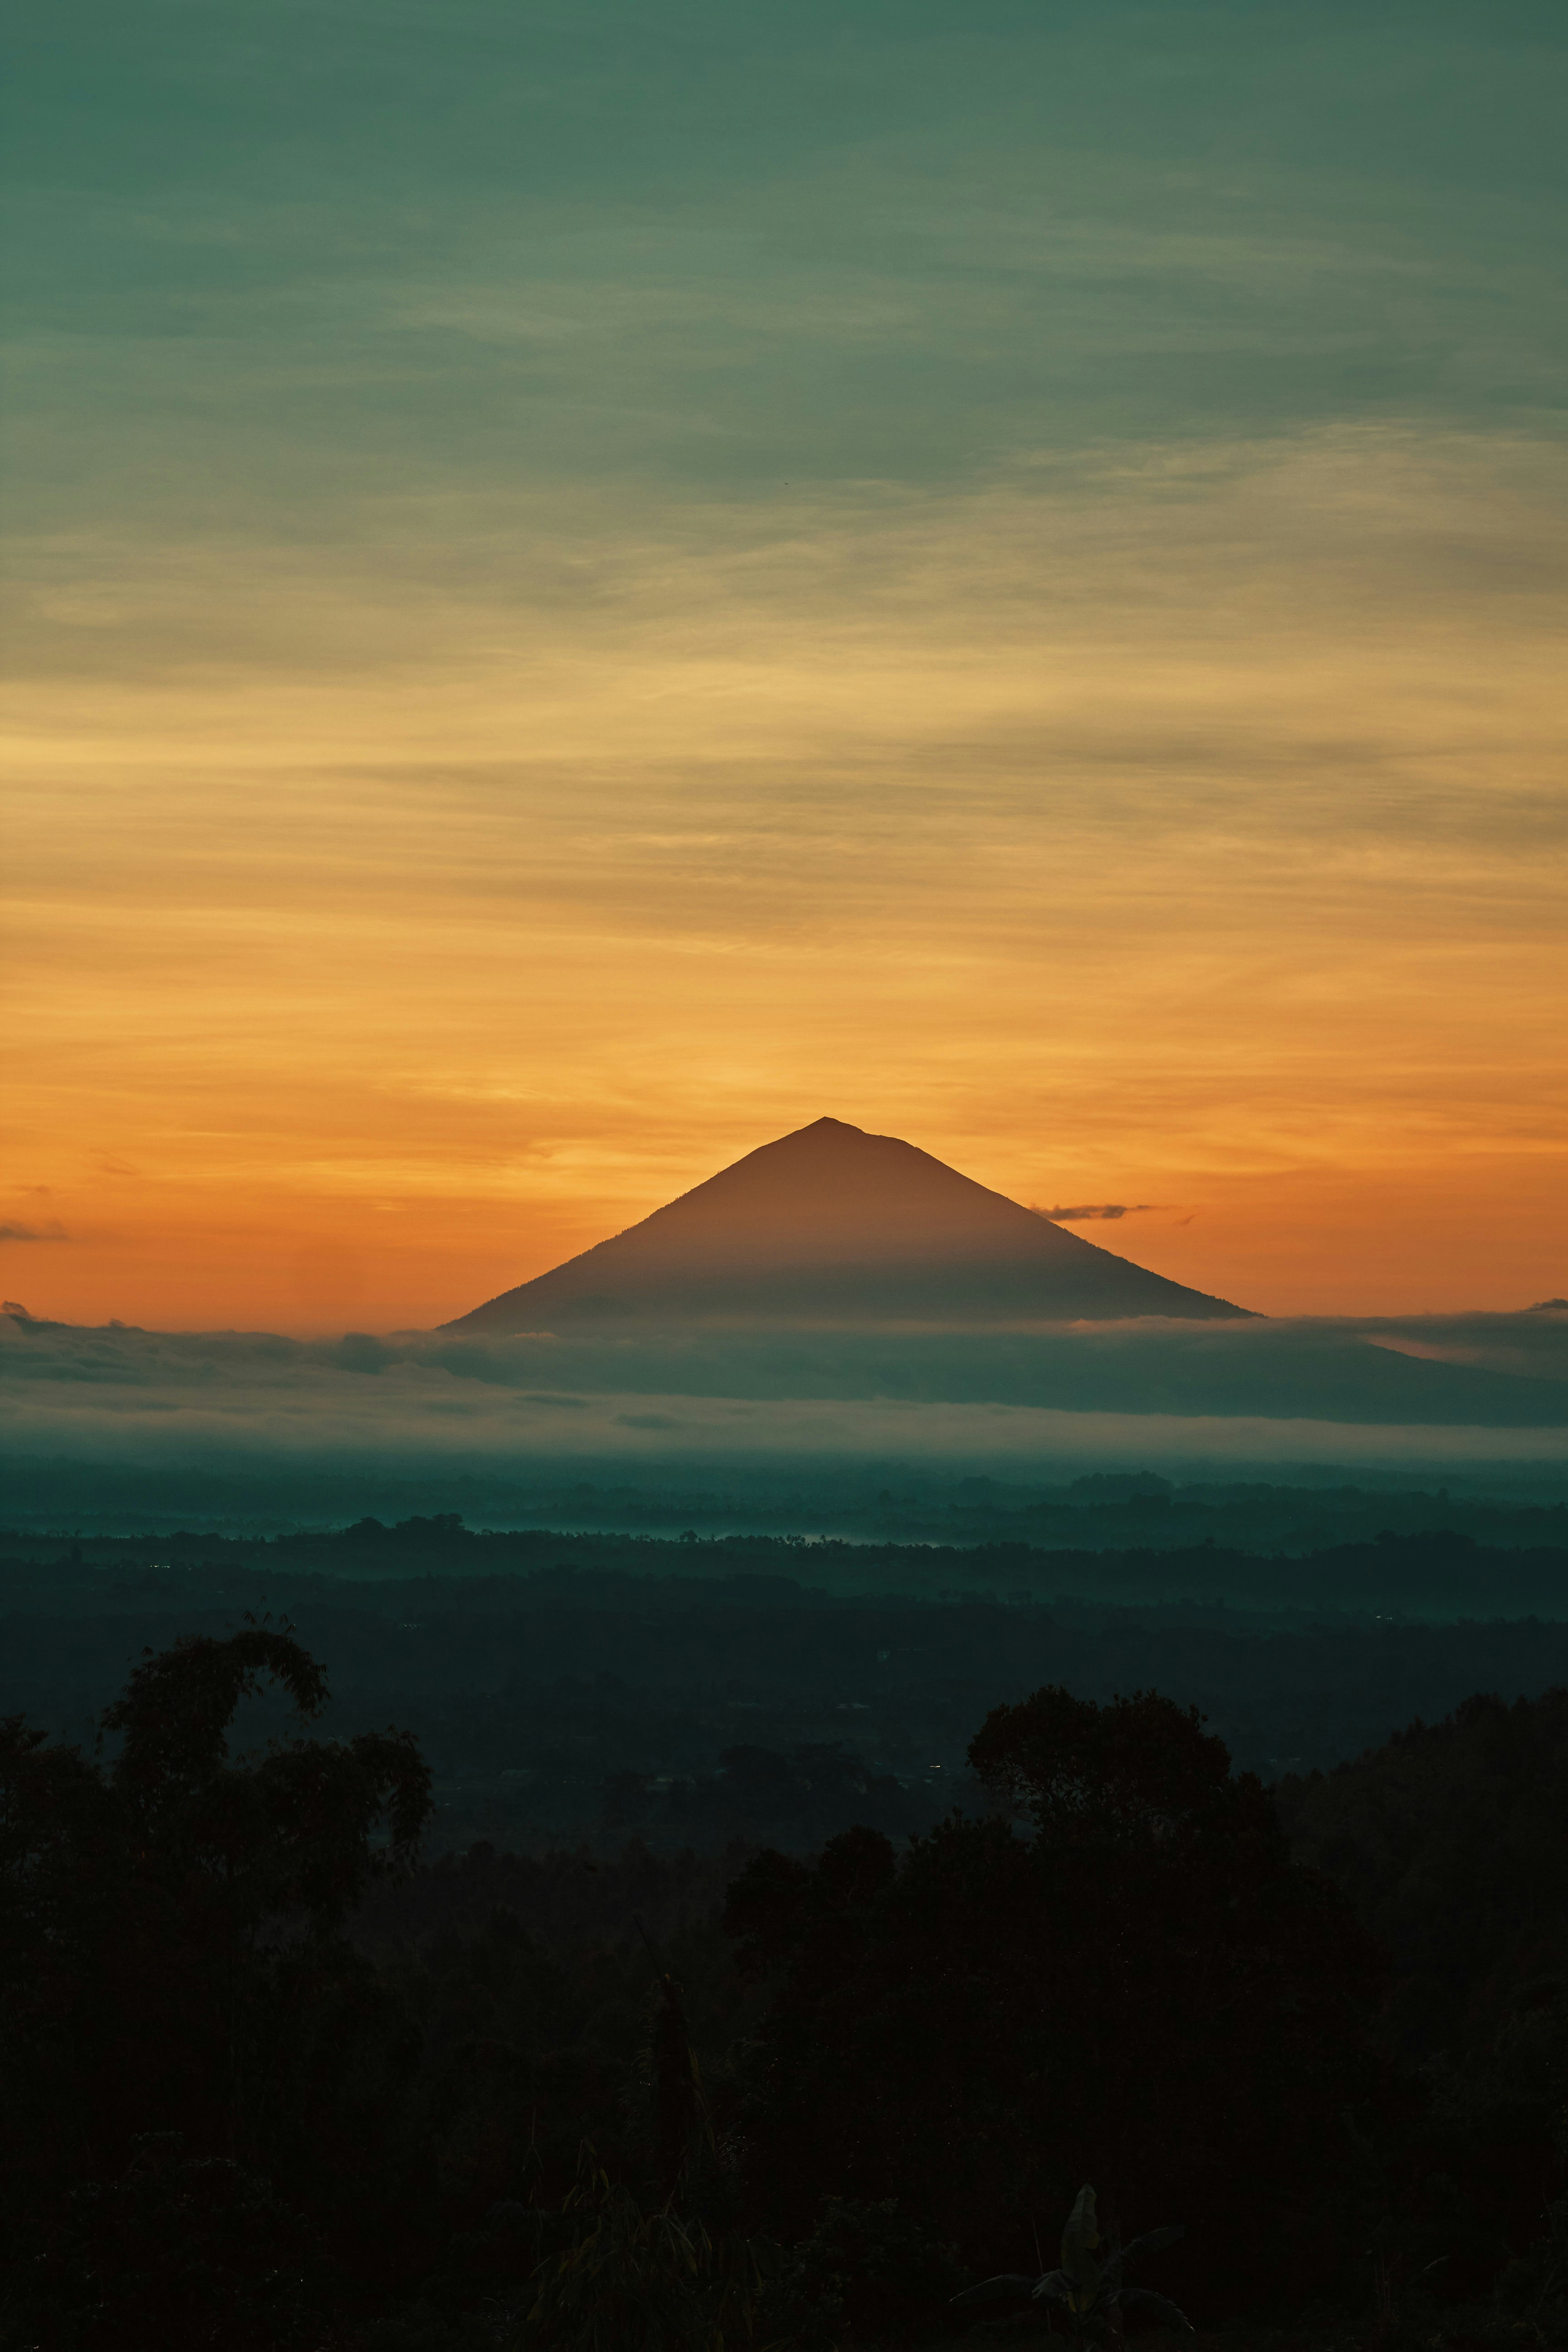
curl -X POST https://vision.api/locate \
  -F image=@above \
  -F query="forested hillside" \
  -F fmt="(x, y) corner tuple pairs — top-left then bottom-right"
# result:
(5, 1634), (1568, 2344)
(5, 1520), (1568, 1856)
(8, 1513), (1568, 2346)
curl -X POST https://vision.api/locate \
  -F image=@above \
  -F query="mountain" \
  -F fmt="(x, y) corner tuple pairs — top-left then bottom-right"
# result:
(445, 1117), (1251, 1331)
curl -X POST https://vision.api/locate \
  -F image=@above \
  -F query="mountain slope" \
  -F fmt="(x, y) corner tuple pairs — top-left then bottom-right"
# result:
(445, 1117), (1251, 1331)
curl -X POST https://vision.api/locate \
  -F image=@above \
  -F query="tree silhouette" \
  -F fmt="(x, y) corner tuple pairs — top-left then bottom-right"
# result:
(0, 1625), (432, 2345)
(725, 1685), (1386, 2317)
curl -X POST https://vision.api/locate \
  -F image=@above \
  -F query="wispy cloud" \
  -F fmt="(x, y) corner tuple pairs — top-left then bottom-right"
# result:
(1035, 1205), (1157, 1223)
(0, 1223), (69, 1244)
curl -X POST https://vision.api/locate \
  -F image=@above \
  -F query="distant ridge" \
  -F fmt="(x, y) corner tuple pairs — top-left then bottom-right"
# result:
(445, 1117), (1252, 1332)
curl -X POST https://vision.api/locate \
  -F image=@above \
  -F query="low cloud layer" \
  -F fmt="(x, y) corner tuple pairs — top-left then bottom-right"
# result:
(3, 1308), (1564, 1531)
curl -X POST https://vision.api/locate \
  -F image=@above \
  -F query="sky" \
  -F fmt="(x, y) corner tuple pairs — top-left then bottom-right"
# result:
(4, 0), (1565, 1333)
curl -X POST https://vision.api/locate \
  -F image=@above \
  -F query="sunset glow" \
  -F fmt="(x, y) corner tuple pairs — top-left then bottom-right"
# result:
(5, 5), (1564, 1331)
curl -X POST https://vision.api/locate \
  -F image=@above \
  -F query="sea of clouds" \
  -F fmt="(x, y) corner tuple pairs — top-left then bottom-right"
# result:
(3, 1306), (1566, 1529)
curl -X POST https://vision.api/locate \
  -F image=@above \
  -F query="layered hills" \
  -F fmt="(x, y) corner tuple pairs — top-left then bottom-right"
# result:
(446, 1117), (1250, 1332)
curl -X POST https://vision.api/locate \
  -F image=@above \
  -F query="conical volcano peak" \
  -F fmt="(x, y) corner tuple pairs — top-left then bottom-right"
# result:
(445, 1119), (1251, 1331)
(639, 1116), (1055, 1254)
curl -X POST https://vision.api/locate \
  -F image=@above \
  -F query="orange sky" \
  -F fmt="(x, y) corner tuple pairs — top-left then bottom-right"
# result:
(6, 431), (1564, 1333)
(5, 10), (1565, 1335)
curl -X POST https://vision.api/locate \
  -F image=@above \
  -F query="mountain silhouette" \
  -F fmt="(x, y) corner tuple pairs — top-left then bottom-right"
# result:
(445, 1117), (1251, 1331)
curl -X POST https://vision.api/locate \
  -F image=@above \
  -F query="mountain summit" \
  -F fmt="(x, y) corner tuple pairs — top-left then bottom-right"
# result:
(445, 1117), (1250, 1331)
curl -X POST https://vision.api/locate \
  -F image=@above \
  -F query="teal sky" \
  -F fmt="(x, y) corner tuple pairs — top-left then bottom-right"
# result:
(8, 0), (1564, 545)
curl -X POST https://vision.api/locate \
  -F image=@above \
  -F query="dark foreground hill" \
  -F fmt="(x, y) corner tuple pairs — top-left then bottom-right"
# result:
(447, 1115), (1249, 1329)
(11, 1609), (1568, 2349)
